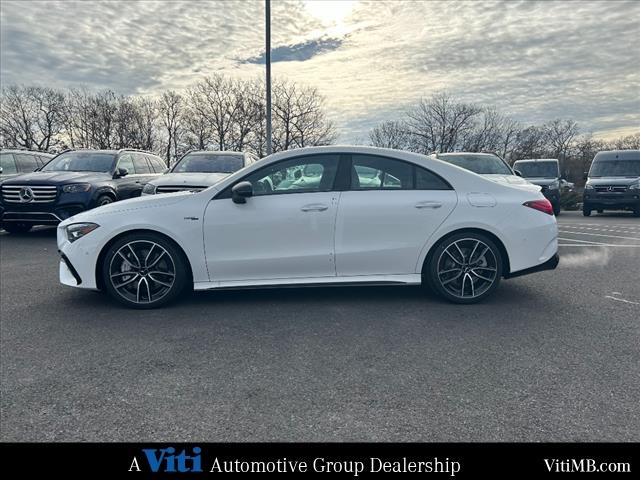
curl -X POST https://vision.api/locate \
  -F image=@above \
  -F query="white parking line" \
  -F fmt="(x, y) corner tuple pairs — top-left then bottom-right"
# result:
(605, 295), (640, 306)
(557, 230), (640, 241)
(559, 244), (640, 247)
(559, 225), (640, 235)
(558, 237), (607, 245)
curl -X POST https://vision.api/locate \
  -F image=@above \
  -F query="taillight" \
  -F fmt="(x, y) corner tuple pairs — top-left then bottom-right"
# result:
(523, 199), (554, 215)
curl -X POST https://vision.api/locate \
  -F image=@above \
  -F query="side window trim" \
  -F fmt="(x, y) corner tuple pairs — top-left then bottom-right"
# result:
(346, 154), (453, 192)
(214, 153), (343, 200)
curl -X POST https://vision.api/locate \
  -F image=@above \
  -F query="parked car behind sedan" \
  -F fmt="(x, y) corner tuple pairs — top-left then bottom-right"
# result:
(0, 149), (54, 181)
(512, 158), (563, 215)
(583, 150), (640, 217)
(142, 151), (256, 195)
(433, 152), (540, 193)
(0, 149), (165, 233)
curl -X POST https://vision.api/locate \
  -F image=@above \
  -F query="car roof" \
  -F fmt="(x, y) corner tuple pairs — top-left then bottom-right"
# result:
(594, 150), (640, 161)
(1, 149), (54, 156)
(187, 150), (245, 156)
(513, 158), (559, 163)
(436, 152), (498, 157)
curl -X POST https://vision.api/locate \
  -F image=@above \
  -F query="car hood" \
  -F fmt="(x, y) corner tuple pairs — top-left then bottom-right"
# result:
(481, 174), (541, 192)
(151, 172), (230, 187)
(522, 177), (558, 187)
(60, 190), (194, 226)
(586, 176), (640, 186)
(1, 171), (111, 185)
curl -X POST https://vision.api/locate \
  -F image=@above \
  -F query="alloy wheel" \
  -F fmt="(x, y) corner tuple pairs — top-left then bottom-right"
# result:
(108, 240), (176, 304)
(436, 238), (498, 299)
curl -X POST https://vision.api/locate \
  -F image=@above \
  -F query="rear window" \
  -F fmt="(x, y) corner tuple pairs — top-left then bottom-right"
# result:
(439, 154), (513, 175)
(1, 152), (17, 174)
(590, 159), (640, 177)
(172, 153), (244, 173)
(513, 161), (559, 178)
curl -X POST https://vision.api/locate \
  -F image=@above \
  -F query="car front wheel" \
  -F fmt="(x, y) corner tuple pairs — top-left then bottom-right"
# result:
(427, 233), (503, 304)
(102, 233), (189, 308)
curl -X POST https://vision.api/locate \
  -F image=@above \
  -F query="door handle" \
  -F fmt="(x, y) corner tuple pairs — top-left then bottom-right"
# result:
(415, 201), (442, 209)
(301, 204), (329, 212)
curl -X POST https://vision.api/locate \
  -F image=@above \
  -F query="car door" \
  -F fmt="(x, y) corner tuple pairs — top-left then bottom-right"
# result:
(335, 153), (458, 277)
(203, 154), (340, 283)
(112, 153), (139, 199)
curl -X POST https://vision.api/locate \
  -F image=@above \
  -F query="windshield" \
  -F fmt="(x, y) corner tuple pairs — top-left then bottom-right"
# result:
(514, 161), (559, 178)
(172, 153), (243, 173)
(589, 159), (640, 177)
(439, 154), (512, 175)
(41, 151), (115, 173)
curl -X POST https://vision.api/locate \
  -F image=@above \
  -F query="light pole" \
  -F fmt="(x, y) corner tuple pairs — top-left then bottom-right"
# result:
(265, 0), (273, 155)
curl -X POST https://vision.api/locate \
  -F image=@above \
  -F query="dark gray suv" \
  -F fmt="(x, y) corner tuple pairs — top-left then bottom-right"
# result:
(583, 150), (640, 217)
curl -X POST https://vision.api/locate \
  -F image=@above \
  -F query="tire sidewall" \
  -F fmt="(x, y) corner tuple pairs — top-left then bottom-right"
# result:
(427, 232), (503, 304)
(102, 233), (189, 309)
(95, 194), (114, 208)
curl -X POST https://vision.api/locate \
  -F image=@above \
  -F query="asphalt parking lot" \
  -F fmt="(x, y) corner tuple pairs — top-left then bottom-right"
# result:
(1, 211), (639, 442)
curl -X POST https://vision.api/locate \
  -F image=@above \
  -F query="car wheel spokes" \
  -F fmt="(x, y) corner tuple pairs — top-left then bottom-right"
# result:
(109, 240), (176, 304)
(438, 239), (498, 299)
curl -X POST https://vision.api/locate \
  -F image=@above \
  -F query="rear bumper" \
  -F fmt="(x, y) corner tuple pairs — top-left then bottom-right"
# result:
(505, 253), (559, 279)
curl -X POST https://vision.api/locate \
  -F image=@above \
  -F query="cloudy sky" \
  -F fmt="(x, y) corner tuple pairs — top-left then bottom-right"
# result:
(1, 0), (638, 142)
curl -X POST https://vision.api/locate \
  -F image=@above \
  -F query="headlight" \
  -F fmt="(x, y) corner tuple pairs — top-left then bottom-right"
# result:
(547, 180), (559, 190)
(66, 222), (99, 243)
(629, 181), (640, 190)
(142, 183), (157, 194)
(62, 183), (91, 193)
(584, 183), (594, 190)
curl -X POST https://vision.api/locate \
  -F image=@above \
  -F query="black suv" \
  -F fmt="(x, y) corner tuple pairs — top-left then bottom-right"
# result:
(1, 149), (54, 181)
(0, 149), (166, 233)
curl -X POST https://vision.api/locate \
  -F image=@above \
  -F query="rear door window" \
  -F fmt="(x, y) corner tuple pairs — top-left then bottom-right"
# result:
(132, 153), (151, 174)
(15, 153), (39, 173)
(1, 152), (18, 174)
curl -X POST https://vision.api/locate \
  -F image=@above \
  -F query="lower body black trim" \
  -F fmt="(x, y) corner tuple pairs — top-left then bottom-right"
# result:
(59, 252), (82, 285)
(504, 253), (559, 279)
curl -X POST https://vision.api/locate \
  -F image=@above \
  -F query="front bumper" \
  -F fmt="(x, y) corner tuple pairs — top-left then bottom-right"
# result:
(0, 202), (89, 225)
(583, 192), (640, 210)
(505, 253), (559, 279)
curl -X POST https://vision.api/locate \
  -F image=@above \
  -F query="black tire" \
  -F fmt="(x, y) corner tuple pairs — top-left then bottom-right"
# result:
(1, 222), (32, 234)
(583, 206), (591, 217)
(553, 203), (561, 216)
(426, 232), (503, 304)
(95, 194), (114, 208)
(101, 232), (190, 309)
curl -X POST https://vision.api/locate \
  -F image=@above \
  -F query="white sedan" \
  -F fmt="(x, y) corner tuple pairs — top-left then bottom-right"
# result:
(57, 146), (559, 308)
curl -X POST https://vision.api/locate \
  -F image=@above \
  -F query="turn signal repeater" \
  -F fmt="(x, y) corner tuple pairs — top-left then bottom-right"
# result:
(523, 199), (554, 215)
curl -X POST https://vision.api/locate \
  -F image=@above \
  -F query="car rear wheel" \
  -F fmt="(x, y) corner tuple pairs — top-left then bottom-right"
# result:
(583, 206), (591, 216)
(553, 203), (561, 216)
(102, 233), (189, 309)
(427, 233), (503, 304)
(1, 222), (32, 234)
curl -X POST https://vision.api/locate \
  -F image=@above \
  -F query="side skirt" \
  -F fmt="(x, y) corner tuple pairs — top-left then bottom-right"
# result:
(193, 274), (422, 291)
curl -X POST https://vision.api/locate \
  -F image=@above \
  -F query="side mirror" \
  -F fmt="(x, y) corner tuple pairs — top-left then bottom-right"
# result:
(114, 167), (129, 178)
(232, 181), (253, 204)
(514, 169), (523, 177)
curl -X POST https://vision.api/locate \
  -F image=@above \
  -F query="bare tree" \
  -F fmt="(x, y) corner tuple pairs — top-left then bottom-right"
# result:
(405, 93), (481, 153)
(158, 90), (183, 165)
(0, 85), (65, 151)
(369, 120), (410, 149)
